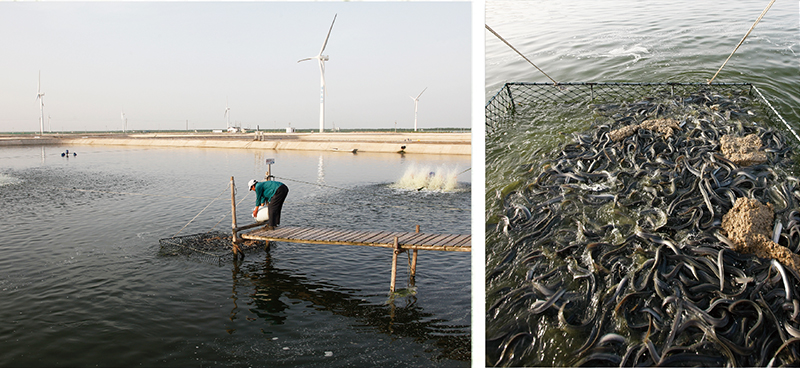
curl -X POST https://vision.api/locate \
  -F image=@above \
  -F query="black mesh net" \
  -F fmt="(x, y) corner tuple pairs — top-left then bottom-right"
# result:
(484, 82), (796, 137)
(158, 231), (265, 264)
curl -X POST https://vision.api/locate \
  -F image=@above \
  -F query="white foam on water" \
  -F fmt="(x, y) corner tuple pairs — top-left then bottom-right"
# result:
(607, 45), (649, 63)
(0, 174), (21, 186)
(390, 164), (463, 192)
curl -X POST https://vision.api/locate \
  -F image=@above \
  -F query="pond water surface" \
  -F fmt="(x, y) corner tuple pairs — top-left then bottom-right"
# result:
(0, 145), (471, 367)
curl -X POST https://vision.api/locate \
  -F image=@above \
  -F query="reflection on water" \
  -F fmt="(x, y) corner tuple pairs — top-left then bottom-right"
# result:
(228, 250), (469, 362)
(317, 155), (325, 185)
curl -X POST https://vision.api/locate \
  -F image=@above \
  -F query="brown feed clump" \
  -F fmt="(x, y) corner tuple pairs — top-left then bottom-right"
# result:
(608, 118), (681, 142)
(721, 197), (800, 277)
(720, 134), (767, 166)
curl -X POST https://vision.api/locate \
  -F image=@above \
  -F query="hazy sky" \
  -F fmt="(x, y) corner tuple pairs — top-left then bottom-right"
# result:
(0, 2), (471, 132)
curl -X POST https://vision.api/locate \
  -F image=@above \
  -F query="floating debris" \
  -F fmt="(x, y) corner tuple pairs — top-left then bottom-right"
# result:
(386, 287), (417, 304)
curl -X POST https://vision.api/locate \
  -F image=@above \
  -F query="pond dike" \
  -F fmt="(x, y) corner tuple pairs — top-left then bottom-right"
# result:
(0, 132), (471, 155)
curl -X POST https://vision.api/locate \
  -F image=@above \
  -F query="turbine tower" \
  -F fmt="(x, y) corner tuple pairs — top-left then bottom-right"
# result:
(224, 98), (231, 130)
(121, 109), (127, 133)
(36, 71), (45, 135)
(298, 14), (337, 133)
(410, 87), (427, 132)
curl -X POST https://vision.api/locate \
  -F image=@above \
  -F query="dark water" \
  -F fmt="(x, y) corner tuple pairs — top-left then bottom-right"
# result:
(0, 145), (470, 367)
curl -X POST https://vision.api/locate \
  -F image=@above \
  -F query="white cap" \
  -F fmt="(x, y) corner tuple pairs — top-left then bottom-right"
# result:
(247, 179), (258, 188)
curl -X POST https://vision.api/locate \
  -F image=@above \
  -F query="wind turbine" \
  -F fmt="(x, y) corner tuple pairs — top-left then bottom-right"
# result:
(121, 109), (127, 133)
(224, 98), (231, 130)
(410, 87), (427, 132)
(298, 14), (337, 133)
(36, 71), (45, 135)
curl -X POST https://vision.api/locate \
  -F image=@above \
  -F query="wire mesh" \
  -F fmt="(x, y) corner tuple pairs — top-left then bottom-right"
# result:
(158, 230), (265, 264)
(483, 82), (786, 134)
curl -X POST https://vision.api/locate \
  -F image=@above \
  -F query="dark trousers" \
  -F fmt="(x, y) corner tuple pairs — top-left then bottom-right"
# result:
(268, 184), (288, 227)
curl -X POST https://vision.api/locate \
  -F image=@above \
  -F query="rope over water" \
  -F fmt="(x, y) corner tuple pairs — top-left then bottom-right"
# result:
(173, 183), (231, 237)
(485, 24), (559, 85)
(708, 0), (776, 84)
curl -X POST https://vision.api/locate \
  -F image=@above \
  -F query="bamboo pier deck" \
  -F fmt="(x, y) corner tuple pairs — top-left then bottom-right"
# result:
(240, 226), (471, 252)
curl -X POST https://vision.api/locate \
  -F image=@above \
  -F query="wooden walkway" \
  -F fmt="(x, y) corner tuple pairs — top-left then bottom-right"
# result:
(240, 226), (471, 252)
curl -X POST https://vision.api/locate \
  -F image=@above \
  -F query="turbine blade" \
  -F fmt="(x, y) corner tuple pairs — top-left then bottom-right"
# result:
(298, 57), (313, 63)
(319, 14), (337, 55)
(416, 87), (428, 99)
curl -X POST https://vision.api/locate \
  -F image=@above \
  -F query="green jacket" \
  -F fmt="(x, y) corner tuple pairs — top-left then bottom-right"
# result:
(255, 181), (284, 207)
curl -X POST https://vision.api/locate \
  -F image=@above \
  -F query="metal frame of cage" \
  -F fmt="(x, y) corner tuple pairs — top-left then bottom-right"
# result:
(485, 82), (800, 143)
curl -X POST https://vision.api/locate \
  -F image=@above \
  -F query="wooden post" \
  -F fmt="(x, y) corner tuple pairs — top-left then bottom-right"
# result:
(230, 176), (241, 257)
(390, 236), (400, 293)
(266, 164), (272, 181)
(410, 226), (419, 285)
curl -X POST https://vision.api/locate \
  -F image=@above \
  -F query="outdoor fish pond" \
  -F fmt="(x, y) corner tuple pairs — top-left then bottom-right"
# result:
(485, 83), (800, 366)
(0, 148), (471, 367)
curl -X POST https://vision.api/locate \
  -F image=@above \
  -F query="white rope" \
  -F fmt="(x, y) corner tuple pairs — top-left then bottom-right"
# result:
(708, 0), (776, 84)
(57, 187), (224, 200)
(173, 182), (231, 237)
(752, 85), (800, 143)
(486, 24), (559, 85)
(210, 190), (252, 231)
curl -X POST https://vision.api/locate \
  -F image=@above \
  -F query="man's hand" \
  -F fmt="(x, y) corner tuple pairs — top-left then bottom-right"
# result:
(253, 208), (259, 218)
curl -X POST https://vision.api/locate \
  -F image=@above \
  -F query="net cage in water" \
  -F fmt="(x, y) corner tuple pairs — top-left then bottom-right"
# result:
(485, 82), (800, 142)
(485, 82), (800, 367)
(159, 231), (264, 264)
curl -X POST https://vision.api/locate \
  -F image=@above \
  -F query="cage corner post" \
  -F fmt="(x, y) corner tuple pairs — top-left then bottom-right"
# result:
(230, 176), (243, 258)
